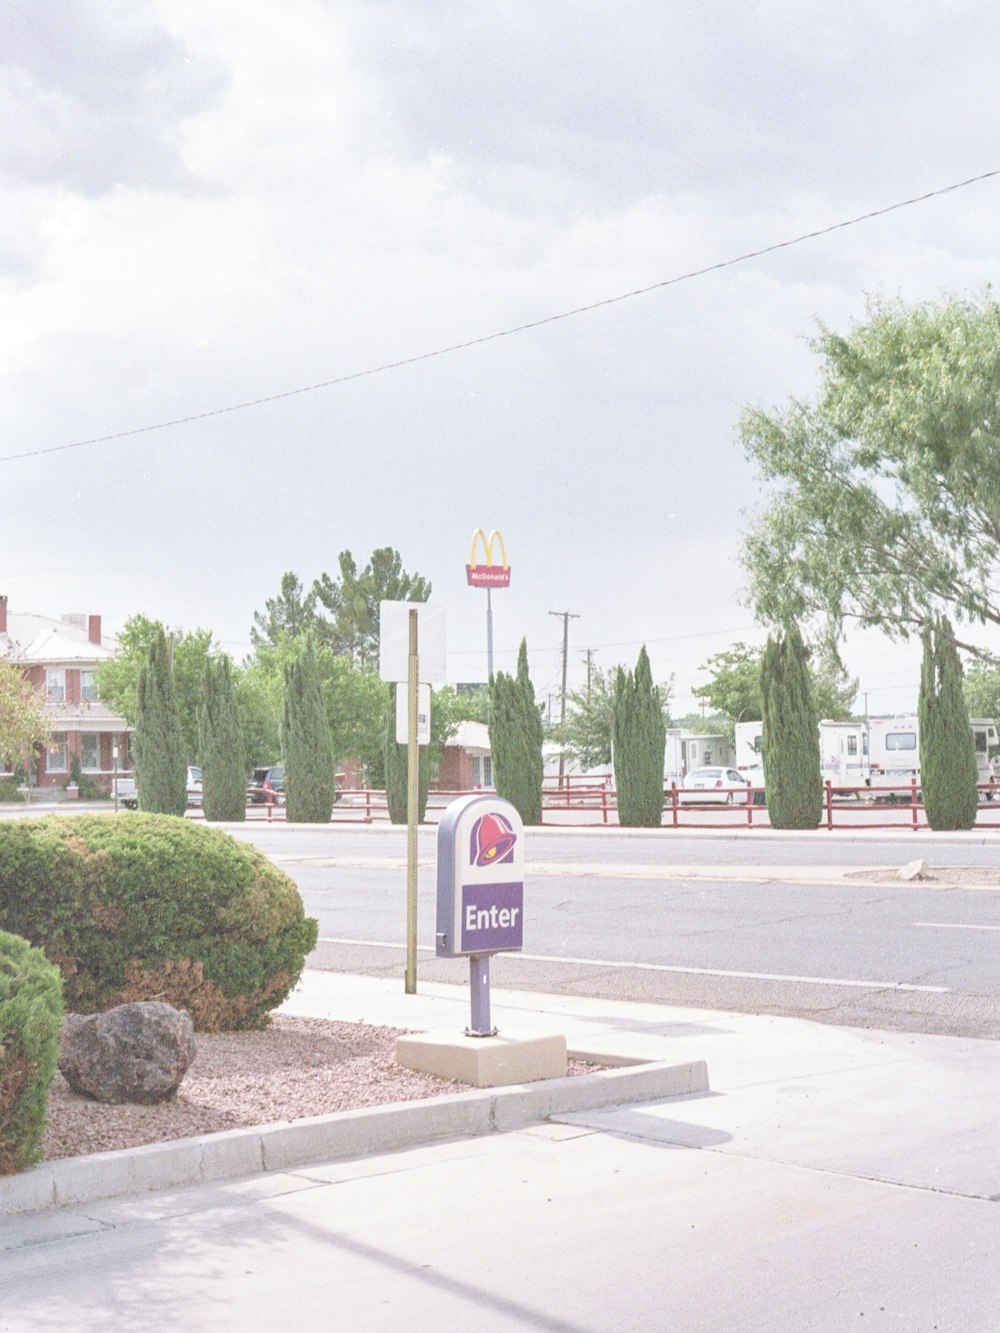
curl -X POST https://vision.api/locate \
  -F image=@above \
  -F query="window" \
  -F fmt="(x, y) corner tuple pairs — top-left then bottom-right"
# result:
(472, 755), (493, 787)
(80, 671), (99, 702)
(847, 736), (858, 756)
(885, 733), (916, 752)
(81, 734), (101, 771)
(46, 669), (65, 703)
(46, 733), (68, 773)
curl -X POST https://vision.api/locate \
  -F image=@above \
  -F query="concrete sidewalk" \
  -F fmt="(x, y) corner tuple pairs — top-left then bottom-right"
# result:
(2, 970), (998, 1329)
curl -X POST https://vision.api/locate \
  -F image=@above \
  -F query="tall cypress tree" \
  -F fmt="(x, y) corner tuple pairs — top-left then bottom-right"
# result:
(611, 645), (666, 827)
(134, 627), (187, 816)
(488, 640), (543, 825)
(198, 656), (246, 823)
(384, 683), (429, 823)
(760, 623), (822, 829)
(918, 615), (978, 830)
(281, 637), (336, 823)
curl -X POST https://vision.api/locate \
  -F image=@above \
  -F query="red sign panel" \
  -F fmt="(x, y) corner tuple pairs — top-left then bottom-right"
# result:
(466, 564), (511, 588)
(467, 528), (511, 588)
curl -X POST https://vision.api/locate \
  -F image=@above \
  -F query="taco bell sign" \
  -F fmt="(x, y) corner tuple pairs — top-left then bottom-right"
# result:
(436, 794), (524, 958)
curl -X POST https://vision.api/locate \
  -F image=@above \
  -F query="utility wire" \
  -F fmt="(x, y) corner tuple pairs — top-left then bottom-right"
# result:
(5, 166), (999, 466)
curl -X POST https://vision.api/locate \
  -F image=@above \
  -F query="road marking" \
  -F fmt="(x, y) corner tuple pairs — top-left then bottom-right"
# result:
(913, 921), (1000, 932)
(316, 937), (949, 992)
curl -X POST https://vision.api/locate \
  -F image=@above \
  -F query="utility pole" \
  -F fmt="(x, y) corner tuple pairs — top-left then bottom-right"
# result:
(549, 610), (579, 787)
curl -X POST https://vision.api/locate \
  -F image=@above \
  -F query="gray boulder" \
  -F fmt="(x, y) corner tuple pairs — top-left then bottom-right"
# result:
(59, 1001), (196, 1104)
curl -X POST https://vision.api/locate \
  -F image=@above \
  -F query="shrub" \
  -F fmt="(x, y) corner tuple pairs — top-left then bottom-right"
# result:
(0, 930), (64, 1174)
(612, 646), (666, 828)
(488, 640), (544, 825)
(0, 814), (318, 1031)
(0, 778), (26, 804)
(761, 624), (823, 830)
(919, 615), (978, 831)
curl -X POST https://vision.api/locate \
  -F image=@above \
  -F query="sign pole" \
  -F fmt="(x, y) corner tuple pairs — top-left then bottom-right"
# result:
(486, 586), (494, 679)
(405, 608), (419, 994)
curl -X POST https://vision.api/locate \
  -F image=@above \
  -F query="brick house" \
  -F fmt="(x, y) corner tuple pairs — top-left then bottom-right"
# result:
(0, 596), (131, 791)
(435, 720), (493, 790)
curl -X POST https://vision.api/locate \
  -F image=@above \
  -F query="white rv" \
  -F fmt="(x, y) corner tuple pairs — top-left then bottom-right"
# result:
(867, 715), (998, 793)
(734, 718), (868, 795)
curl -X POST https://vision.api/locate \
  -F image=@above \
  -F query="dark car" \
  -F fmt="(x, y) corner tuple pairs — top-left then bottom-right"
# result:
(247, 765), (285, 805)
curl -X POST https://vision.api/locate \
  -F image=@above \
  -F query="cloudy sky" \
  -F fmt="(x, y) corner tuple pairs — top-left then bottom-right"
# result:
(4, 1), (1000, 716)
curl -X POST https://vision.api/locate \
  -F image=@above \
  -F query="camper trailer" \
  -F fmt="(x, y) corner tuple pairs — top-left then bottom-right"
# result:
(735, 719), (868, 795)
(867, 715), (998, 793)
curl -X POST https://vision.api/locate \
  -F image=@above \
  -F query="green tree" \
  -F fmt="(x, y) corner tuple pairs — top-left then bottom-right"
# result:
(246, 635), (387, 782)
(198, 656), (246, 822)
(133, 627), (187, 816)
(312, 547), (431, 667)
(963, 659), (1000, 733)
(281, 637), (336, 823)
(97, 615), (214, 763)
(250, 572), (318, 650)
(760, 625), (822, 830)
(695, 641), (856, 728)
(554, 667), (672, 771)
(918, 616), (978, 831)
(741, 292), (1000, 656)
(611, 646), (666, 827)
(488, 640), (544, 825)
(383, 684), (429, 823)
(0, 660), (47, 769)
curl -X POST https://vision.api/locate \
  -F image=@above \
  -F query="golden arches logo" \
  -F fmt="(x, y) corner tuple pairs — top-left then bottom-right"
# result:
(467, 528), (511, 587)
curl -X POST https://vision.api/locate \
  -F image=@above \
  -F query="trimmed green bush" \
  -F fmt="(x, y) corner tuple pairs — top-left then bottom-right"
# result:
(919, 615), (978, 831)
(488, 640), (544, 825)
(761, 624), (823, 830)
(612, 646), (666, 828)
(0, 930), (64, 1174)
(0, 814), (318, 1031)
(384, 683), (429, 824)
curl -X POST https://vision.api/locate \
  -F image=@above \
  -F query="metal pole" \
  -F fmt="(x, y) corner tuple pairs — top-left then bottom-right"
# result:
(486, 587), (494, 679)
(405, 608), (419, 994)
(467, 954), (496, 1036)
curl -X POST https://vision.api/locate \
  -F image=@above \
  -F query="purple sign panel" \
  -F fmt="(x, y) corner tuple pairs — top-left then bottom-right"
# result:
(460, 881), (524, 954)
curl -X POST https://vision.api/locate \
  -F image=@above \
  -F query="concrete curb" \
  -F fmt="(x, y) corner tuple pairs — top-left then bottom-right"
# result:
(0, 1053), (708, 1218)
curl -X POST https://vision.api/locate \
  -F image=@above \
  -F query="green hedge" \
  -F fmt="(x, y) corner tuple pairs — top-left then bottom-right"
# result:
(0, 814), (318, 1031)
(0, 930), (64, 1174)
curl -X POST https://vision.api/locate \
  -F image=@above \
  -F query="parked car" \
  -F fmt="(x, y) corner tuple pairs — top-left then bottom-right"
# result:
(115, 765), (203, 810)
(676, 767), (752, 805)
(247, 765), (285, 805)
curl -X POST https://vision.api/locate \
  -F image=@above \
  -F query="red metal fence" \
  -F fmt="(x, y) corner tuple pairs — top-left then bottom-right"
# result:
(238, 775), (1000, 830)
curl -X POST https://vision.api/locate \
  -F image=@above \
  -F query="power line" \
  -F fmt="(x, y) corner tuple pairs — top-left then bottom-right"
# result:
(5, 167), (999, 466)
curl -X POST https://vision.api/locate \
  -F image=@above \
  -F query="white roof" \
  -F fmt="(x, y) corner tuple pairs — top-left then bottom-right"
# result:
(2, 611), (119, 665)
(448, 720), (491, 752)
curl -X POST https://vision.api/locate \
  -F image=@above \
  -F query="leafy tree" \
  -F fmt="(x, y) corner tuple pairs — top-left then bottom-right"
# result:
(741, 292), (1000, 656)
(963, 659), (1000, 734)
(918, 616), (978, 830)
(97, 615), (214, 763)
(611, 647), (666, 827)
(198, 657), (246, 822)
(246, 635), (387, 782)
(760, 625), (822, 829)
(695, 641), (856, 727)
(384, 684), (429, 823)
(0, 659), (48, 769)
(281, 637), (336, 823)
(554, 666), (672, 771)
(250, 572), (318, 650)
(312, 547), (431, 667)
(133, 627), (187, 816)
(488, 640), (544, 825)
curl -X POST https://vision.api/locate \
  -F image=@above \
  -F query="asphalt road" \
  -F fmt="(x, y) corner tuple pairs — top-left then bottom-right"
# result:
(232, 824), (1000, 1040)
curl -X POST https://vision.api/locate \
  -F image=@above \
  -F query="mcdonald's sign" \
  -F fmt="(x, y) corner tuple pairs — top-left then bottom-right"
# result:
(466, 528), (511, 588)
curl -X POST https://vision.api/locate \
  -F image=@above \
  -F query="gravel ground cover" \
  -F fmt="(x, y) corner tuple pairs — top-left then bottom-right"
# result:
(40, 1015), (465, 1160)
